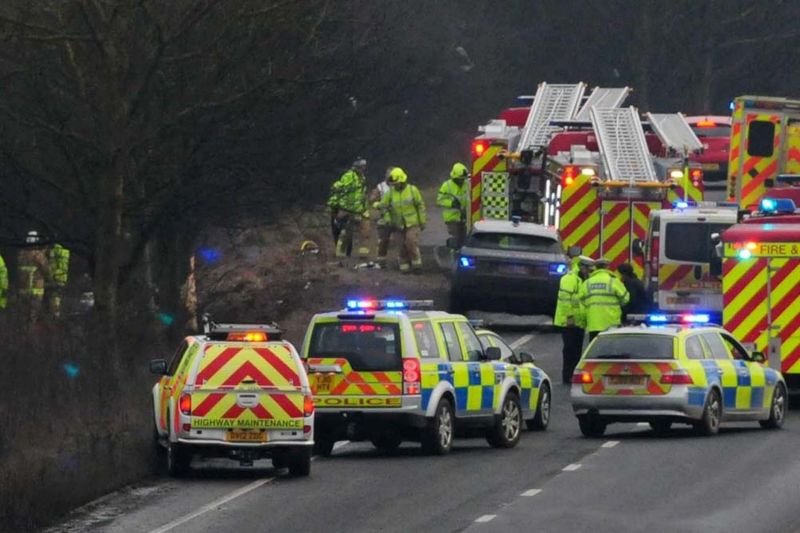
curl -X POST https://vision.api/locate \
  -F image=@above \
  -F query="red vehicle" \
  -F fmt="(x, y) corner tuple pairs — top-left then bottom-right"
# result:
(686, 115), (731, 182)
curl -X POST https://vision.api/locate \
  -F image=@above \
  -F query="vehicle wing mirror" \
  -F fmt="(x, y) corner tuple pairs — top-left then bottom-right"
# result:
(710, 232), (721, 245)
(484, 346), (501, 361)
(518, 351), (535, 364)
(567, 245), (582, 257)
(751, 351), (766, 364)
(632, 239), (644, 256)
(149, 359), (168, 375)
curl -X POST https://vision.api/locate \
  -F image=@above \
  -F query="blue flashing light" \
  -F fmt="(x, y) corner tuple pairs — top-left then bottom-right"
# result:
(671, 200), (697, 209)
(729, 100), (735, 111)
(737, 248), (753, 260)
(198, 247), (221, 264)
(760, 198), (777, 212)
(345, 299), (409, 311)
(645, 313), (709, 324)
(346, 299), (377, 310)
(384, 300), (407, 309)
(459, 256), (476, 269)
(648, 314), (668, 323)
(759, 197), (796, 214)
(684, 314), (710, 323)
(549, 262), (568, 275)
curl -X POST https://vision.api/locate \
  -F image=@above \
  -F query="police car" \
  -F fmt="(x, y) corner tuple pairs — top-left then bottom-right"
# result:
(570, 314), (787, 437)
(149, 319), (314, 476)
(301, 299), (552, 456)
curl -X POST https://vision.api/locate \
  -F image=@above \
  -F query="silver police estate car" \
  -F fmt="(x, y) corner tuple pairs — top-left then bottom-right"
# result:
(570, 315), (787, 438)
(449, 218), (569, 315)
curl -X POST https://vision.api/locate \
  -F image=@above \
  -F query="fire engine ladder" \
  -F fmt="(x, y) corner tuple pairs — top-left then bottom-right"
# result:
(590, 106), (657, 183)
(518, 82), (586, 151)
(645, 112), (703, 155)
(574, 87), (631, 122)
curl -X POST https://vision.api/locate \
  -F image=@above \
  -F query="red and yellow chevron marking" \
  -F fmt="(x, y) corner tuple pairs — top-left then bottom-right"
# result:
(722, 258), (769, 352)
(666, 178), (703, 206)
(559, 173), (599, 257)
(306, 357), (402, 397)
(727, 101), (745, 200)
(196, 345), (301, 389)
(577, 361), (675, 395)
(740, 113), (782, 209)
(762, 259), (800, 374)
(786, 124), (800, 175)
(470, 144), (506, 226)
(631, 202), (659, 278)
(600, 201), (630, 271)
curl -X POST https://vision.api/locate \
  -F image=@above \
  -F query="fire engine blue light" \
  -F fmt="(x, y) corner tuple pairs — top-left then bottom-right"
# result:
(648, 314), (668, 322)
(684, 314), (710, 323)
(549, 262), (568, 275)
(760, 198), (777, 212)
(459, 256), (476, 268)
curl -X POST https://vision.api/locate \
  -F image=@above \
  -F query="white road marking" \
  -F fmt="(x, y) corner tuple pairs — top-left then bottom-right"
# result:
(562, 463), (582, 471)
(601, 440), (620, 448)
(475, 515), (496, 523)
(148, 477), (274, 533)
(510, 333), (537, 350)
(521, 489), (542, 497)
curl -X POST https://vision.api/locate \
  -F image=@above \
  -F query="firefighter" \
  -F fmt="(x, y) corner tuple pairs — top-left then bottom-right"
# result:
(46, 242), (70, 317)
(17, 231), (49, 321)
(554, 253), (593, 384)
(617, 262), (647, 321)
(0, 252), (7, 310)
(436, 162), (469, 249)
(370, 166), (395, 268)
(327, 158), (371, 261)
(374, 167), (426, 274)
(579, 257), (629, 342)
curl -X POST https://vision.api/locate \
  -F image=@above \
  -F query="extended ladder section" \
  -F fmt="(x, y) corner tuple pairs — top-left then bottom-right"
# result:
(590, 107), (657, 183)
(518, 82), (586, 151)
(646, 112), (703, 154)
(574, 87), (631, 122)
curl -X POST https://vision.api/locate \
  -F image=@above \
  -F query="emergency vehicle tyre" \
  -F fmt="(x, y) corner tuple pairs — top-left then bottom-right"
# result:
(422, 398), (454, 455)
(272, 453), (288, 470)
(527, 383), (551, 431)
(760, 384), (787, 429)
(166, 442), (191, 477)
(313, 439), (335, 458)
(577, 415), (606, 438)
(371, 433), (403, 453)
(288, 448), (312, 477)
(649, 420), (672, 434)
(487, 393), (522, 448)
(695, 389), (721, 436)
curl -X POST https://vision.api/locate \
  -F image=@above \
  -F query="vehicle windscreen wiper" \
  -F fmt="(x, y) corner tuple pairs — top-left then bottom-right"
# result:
(591, 353), (633, 360)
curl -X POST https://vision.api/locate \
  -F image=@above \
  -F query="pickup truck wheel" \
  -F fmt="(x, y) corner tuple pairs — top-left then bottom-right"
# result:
(422, 399), (454, 455)
(288, 448), (312, 477)
(166, 442), (191, 477)
(527, 383), (551, 431)
(371, 433), (402, 453)
(487, 393), (522, 448)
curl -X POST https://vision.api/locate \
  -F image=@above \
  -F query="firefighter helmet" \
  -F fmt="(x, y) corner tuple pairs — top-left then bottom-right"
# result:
(300, 240), (320, 255)
(389, 167), (408, 184)
(450, 162), (469, 179)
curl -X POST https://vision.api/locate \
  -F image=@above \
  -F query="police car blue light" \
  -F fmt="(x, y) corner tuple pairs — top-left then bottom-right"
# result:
(459, 256), (476, 269)
(549, 262), (568, 275)
(672, 200), (697, 209)
(635, 313), (710, 324)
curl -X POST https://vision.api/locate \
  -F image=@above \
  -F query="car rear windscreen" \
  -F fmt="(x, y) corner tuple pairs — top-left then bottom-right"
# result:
(664, 222), (731, 262)
(585, 334), (675, 360)
(468, 232), (561, 253)
(308, 322), (401, 371)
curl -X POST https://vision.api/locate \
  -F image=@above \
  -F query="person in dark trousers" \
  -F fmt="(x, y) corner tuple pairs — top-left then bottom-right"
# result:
(554, 254), (594, 384)
(617, 263), (647, 321)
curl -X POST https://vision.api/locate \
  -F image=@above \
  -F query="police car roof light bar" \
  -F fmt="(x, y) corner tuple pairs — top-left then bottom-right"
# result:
(344, 299), (435, 311)
(628, 313), (710, 325)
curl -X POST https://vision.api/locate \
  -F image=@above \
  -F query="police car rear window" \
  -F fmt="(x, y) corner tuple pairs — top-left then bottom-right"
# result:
(308, 322), (401, 371)
(468, 232), (561, 253)
(585, 334), (675, 360)
(664, 222), (730, 262)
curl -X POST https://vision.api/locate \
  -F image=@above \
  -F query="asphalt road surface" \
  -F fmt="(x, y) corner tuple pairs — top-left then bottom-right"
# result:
(48, 329), (800, 533)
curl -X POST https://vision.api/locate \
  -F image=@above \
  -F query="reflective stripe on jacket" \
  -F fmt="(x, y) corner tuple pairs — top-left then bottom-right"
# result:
(578, 269), (630, 332)
(327, 169), (367, 214)
(553, 261), (585, 328)
(49, 244), (70, 285)
(378, 185), (426, 229)
(436, 179), (468, 223)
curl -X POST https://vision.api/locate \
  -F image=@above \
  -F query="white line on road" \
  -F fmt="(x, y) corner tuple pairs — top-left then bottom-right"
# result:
(562, 463), (582, 472)
(148, 477), (274, 533)
(601, 440), (620, 448)
(521, 489), (542, 497)
(475, 515), (496, 523)
(510, 333), (537, 350)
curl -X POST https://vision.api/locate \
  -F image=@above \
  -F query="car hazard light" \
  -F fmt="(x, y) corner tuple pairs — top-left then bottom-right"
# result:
(303, 395), (314, 417)
(571, 370), (593, 384)
(660, 369), (693, 385)
(402, 358), (421, 395)
(179, 393), (192, 416)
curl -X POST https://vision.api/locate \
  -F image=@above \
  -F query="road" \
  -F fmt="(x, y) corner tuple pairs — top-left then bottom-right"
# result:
(48, 328), (800, 533)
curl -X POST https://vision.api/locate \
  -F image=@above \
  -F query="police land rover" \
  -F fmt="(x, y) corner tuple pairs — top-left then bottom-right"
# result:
(301, 299), (552, 456)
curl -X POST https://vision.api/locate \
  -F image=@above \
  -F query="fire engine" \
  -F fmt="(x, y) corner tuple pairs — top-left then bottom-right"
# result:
(717, 193), (800, 391)
(470, 82), (706, 276)
(727, 95), (800, 209)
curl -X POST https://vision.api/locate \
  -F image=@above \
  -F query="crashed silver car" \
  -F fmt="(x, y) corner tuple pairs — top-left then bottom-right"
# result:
(449, 218), (570, 314)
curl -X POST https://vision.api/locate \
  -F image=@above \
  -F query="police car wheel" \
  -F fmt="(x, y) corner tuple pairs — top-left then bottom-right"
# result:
(577, 415), (606, 438)
(695, 389), (721, 436)
(527, 383), (551, 431)
(313, 439), (335, 458)
(371, 434), (402, 453)
(760, 384), (787, 429)
(487, 393), (522, 448)
(649, 420), (672, 434)
(422, 399), (454, 455)
(288, 448), (312, 477)
(166, 442), (191, 477)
